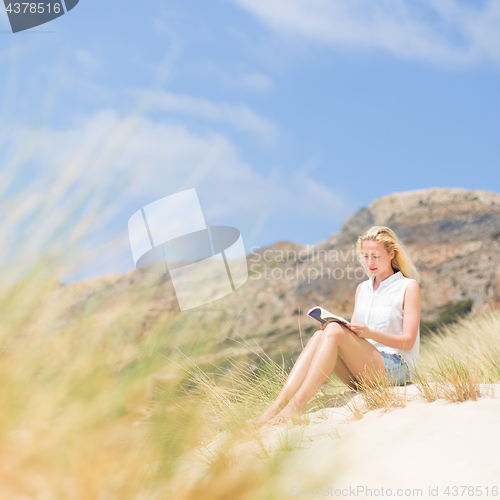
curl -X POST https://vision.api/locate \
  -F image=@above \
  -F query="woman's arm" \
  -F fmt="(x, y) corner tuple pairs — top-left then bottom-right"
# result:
(349, 283), (362, 324)
(348, 281), (421, 351)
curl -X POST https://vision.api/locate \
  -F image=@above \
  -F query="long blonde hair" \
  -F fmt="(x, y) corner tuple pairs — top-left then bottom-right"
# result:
(357, 226), (421, 284)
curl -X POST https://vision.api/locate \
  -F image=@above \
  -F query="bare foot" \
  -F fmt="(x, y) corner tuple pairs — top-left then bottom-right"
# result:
(248, 402), (284, 426)
(248, 415), (271, 426)
(269, 403), (305, 425)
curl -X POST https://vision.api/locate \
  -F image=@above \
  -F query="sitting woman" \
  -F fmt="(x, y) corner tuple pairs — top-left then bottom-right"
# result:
(251, 225), (421, 425)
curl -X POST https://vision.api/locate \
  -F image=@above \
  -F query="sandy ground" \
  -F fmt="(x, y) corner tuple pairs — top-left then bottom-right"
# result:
(169, 384), (500, 499)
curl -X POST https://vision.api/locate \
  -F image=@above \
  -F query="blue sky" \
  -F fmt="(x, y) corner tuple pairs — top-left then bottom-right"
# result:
(1, 0), (499, 283)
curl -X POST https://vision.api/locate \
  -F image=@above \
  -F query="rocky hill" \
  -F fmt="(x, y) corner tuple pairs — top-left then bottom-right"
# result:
(335, 187), (500, 315)
(32, 187), (500, 370)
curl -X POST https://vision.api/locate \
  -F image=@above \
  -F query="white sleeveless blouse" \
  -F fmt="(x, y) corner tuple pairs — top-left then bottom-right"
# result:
(353, 271), (419, 374)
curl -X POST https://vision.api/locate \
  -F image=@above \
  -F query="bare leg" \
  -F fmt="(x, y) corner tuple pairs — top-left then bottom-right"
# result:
(250, 328), (360, 425)
(271, 323), (386, 424)
(330, 355), (359, 390)
(249, 329), (326, 425)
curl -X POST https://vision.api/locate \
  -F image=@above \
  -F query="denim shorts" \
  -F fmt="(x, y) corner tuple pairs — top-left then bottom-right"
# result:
(380, 351), (412, 386)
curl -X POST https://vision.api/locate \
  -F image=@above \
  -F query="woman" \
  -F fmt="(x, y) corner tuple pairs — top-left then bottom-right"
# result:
(250, 225), (421, 426)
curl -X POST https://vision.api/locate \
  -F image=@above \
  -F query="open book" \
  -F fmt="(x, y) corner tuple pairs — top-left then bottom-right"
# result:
(307, 306), (349, 325)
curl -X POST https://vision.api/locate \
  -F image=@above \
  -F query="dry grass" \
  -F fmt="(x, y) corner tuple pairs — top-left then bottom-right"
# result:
(0, 257), (301, 499)
(333, 366), (408, 420)
(0, 75), (338, 499)
(429, 355), (481, 402)
(419, 310), (500, 382)
(1, 150), (500, 498)
(414, 310), (500, 403)
(2, 269), (500, 498)
(411, 375), (441, 402)
(345, 396), (364, 420)
(2, 261), (500, 499)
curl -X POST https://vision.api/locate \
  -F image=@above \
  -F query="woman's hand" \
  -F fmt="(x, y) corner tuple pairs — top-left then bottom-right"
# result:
(345, 322), (373, 339)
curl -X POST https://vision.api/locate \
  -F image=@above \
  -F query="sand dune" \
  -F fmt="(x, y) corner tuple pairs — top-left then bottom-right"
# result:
(172, 384), (500, 498)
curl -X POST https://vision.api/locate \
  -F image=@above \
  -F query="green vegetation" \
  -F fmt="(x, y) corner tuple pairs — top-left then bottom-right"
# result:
(304, 324), (316, 334)
(420, 298), (473, 335)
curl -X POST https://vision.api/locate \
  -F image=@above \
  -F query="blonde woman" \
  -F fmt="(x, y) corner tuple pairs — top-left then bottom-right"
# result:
(250, 226), (421, 426)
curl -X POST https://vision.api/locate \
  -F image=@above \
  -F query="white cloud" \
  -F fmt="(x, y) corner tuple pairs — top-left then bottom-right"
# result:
(0, 43), (24, 62)
(1, 109), (350, 283)
(74, 49), (102, 71)
(233, 72), (274, 91)
(134, 90), (278, 144)
(228, 0), (500, 67)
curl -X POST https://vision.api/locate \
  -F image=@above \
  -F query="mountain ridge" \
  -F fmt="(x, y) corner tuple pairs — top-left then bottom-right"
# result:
(29, 187), (500, 366)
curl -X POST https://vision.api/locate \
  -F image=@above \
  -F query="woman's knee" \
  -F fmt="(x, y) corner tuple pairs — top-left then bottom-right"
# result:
(307, 329), (329, 349)
(308, 329), (325, 347)
(323, 322), (346, 341)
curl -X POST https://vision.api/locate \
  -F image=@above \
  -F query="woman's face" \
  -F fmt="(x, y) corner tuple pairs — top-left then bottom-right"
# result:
(361, 239), (395, 276)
